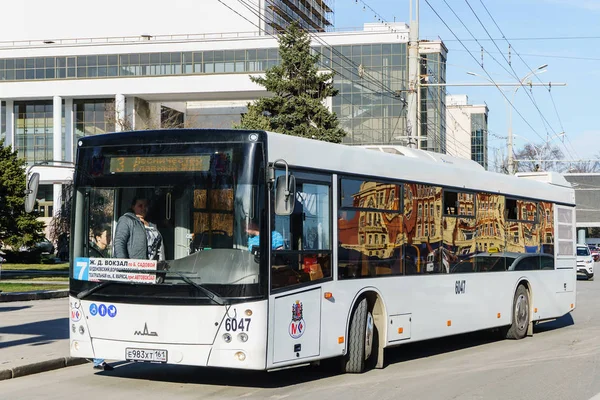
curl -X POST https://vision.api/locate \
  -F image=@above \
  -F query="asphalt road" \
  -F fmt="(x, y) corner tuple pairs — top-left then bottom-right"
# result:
(1, 277), (599, 400)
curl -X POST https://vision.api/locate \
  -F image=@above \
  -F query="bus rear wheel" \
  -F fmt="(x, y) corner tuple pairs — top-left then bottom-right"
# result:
(505, 285), (530, 340)
(343, 298), (374, 373)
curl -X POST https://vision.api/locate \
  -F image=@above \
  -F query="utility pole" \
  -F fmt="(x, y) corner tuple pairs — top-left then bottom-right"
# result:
(407, 0), (419, 149)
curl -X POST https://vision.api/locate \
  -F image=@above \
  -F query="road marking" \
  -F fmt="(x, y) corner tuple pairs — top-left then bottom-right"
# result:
(589, 392), (600, 400)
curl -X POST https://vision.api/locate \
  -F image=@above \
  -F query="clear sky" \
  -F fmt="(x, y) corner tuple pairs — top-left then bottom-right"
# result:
(333, 0), (599, 169)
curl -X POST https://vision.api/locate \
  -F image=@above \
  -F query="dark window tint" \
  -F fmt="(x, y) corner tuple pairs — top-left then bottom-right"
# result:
(540, 256), (554, 270)
(512, 256), (540, 271)
(577, 247), (590, 256)
(444, 190), (474, 216)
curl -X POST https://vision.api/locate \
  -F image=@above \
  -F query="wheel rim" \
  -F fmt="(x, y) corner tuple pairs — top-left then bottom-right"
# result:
(364, 312), (374, 360)
(515, 294), (529, 331)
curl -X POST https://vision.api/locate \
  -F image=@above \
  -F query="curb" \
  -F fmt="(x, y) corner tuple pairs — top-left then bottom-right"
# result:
(0, 357), (89, 381)
(0, 290), (69, 302)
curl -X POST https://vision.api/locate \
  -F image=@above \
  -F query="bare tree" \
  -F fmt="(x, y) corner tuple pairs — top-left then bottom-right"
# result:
(492, 147), (509, 174)
(565, 151), (600, 173)
(513, 142), (566, 173)
(103, 99), (197, 131)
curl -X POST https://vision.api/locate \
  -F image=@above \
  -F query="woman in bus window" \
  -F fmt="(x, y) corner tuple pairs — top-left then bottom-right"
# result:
(114, 197), (164, 261)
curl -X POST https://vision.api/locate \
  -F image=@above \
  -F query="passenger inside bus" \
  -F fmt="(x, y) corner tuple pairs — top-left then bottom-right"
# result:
(114, 197), (165, 261)
(246, 221), (284, 251)
(89, 223), (111, 258)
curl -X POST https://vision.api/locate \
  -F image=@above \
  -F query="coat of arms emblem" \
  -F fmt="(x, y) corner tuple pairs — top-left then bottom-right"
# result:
(289, 300), (306, 339)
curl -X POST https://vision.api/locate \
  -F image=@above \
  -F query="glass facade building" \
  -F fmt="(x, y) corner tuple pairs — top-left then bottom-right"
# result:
(328, 43), (408, 145)
(471, 113), (488, 169)
(1, 102), (5, 143)
(264, 0), (334, 33)
(419, 50), (447, 153)
(14, 101), (55, 163)
(0, 40), (445, 151)
(74, 99), (115, 138)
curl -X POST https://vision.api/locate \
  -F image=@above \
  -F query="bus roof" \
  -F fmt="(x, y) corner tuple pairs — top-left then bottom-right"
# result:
(265, 131), (575, 206)
(75, 129), (574, 206)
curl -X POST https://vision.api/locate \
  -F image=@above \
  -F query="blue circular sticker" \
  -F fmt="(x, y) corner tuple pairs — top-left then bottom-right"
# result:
(98, 304), (107, 317)
(89, 303), (98, 316)
(107, 305), (117, 318)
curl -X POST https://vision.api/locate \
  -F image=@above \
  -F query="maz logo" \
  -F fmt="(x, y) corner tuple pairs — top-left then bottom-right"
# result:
(134, 323), (158, 337)
(455, 280), (466, 294)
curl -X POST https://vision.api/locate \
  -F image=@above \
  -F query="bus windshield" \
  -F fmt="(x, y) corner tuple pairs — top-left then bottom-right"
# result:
(70, 140), (266, 304)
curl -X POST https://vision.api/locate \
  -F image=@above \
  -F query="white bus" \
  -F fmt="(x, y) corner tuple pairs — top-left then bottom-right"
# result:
(62, 129), (576, 373)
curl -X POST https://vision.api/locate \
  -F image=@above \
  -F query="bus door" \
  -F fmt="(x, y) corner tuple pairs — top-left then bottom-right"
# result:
(554, 205), (576, 293)
(269, 172), (332, 364)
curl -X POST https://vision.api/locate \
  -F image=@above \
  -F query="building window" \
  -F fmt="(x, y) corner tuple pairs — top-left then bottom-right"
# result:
(74, 99), (114, 139)
(14, 101), (54, 163)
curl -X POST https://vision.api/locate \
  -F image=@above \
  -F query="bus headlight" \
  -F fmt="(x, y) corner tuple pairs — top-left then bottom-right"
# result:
(238, 333), (248, 342)
(72, 324), (77, 333)
(235, 351), (246, 361)
(222, 333), (232, 343)
(79, 325), (85, 335)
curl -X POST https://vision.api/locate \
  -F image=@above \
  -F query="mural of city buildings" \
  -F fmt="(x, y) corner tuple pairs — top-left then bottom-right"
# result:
(338, 179), (555, 278)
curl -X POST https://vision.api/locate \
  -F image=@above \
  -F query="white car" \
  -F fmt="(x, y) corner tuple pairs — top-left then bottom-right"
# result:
(577, 245), (594, 280)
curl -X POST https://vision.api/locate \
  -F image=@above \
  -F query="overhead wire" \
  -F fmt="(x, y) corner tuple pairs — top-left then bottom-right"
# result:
(441, 35), (600, 42)
(440, 0), (553, 147)
(232, 0), (412, 100)
(477, 0), (578, 161)
(221, 0), (410, 144)
(424, 0), (558, 160)
(221, 0), (394, 102)
(446, 48), (600, 62)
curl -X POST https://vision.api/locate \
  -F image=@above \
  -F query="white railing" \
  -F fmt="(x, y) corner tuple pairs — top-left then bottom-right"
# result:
(0, 31), (267, 50)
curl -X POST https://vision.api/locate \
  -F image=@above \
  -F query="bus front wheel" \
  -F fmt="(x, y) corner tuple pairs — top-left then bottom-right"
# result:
(343, 298), (374, 373)
(505, 285), (530, 340)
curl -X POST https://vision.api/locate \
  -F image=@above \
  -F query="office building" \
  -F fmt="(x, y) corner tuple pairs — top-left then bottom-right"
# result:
(445, 94), (488, 169)
(1, 1), (447, 217)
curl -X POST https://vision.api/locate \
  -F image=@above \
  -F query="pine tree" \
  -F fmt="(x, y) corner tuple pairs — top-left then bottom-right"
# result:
(237, 22), (346, 143)
(0, 141), (45, 250)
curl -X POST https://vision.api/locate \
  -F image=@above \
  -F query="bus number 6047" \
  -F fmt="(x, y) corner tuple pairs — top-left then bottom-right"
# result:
(225, 318), (251, 332)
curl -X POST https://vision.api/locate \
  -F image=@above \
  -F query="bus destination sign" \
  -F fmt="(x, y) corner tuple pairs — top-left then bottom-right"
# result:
(109, 155), (211, 173)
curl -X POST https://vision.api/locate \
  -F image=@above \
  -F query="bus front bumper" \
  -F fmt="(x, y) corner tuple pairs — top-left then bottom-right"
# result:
(71, 338), (266, 370)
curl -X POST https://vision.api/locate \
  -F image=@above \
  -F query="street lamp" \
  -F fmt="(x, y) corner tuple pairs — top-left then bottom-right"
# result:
(507, 64), (548, 174)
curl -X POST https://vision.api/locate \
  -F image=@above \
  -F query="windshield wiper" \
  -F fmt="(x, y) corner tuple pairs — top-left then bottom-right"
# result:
(167, 271), (227, 305)
(76, 281), (116, 300)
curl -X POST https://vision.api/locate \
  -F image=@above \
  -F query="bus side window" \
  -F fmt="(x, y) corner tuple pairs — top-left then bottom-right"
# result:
(271, 179), (332, 290)
(540, 256), (554, 270)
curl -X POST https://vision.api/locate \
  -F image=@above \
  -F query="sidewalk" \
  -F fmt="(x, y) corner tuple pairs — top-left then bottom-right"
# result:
(0, 297), (88, 381)
(0, 288), (69, 303)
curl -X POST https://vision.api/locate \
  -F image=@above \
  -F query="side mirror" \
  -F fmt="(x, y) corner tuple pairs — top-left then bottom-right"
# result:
(275, 175), (296, 215)
(24, 172), (40, 213)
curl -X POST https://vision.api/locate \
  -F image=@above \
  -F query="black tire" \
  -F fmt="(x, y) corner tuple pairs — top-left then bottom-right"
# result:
(506, 285), (530, 340)
(343, 298), (369, 373)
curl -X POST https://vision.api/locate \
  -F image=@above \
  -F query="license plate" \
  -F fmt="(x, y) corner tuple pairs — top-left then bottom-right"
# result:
(125, 348), (168, 363)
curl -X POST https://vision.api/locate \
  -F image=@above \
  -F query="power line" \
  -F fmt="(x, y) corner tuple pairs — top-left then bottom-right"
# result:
(442, 0), (555, 145)
(477, 0), (578, 161)
(440, 36), (600, 42)
(220, 0), (399, 100)
(352, 0), (389, 24)
(218, 0), (410, 144)
(447, 48), (600, 62)
(424, 0), (554, 151)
